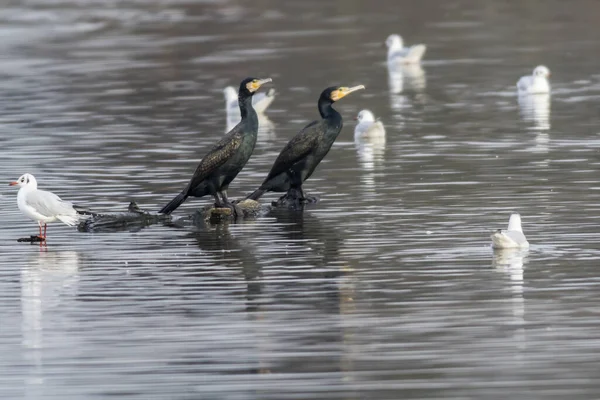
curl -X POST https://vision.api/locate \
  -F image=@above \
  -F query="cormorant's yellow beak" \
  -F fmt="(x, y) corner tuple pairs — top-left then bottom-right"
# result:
(247, 78), (273, 92)
(330, 85), (365, 101)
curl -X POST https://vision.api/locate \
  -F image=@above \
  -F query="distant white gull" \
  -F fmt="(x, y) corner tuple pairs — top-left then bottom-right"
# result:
(517, 65), (551, 94)
(354, 110), (386, 139)
(490, 213), (529, 249)
(9, 173), (82, 240)
(385, 34), (427, 66)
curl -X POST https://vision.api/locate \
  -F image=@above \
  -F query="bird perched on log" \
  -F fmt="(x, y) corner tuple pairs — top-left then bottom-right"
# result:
(246, 84), (365, 207)
(159, 77), (272, 215)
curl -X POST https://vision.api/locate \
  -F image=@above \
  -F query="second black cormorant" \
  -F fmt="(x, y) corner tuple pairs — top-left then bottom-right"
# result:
(159, 77), (272, 214)
(247, 84), (365, 206)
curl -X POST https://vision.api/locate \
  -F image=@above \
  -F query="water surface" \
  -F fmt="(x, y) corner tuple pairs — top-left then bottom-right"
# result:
(2, 0), (600, 398)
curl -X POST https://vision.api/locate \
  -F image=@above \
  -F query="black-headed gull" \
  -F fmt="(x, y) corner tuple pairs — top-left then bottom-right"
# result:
(354, 110), (386, 139)
(385, 34), (427, 65)
(9, 173), (81, 240)
(490, 213), (529, 249)
(517, 65), (551, 94)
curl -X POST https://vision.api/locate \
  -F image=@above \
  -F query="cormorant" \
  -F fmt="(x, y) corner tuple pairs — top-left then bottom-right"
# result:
(159, 77), (272, 214)
(247, 85), (364, 206)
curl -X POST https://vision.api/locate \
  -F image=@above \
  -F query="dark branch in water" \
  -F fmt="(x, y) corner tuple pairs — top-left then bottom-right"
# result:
(78, 200), (269, 233)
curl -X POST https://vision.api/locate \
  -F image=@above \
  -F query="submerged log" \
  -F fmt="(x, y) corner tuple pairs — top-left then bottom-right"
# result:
(78, 201), (171, 232)
(78, 199), (269, 232)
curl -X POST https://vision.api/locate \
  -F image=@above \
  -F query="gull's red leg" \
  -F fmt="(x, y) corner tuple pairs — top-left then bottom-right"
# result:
(42, 224), (47, 240)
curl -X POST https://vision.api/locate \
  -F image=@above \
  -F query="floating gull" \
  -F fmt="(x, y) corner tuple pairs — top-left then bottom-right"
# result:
(385, 34), (427, 66)
(354, 110), (386, 139)
(490, 213), (529, 249)
(9, 173), (83, 240)
(517, 65), (551, 94)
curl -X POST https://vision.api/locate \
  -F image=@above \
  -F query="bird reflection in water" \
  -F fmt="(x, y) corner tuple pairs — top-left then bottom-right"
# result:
(21, 251), (81, 393)
(492, 248), (529, 349)
(354, 110), (386, 196)
(189, 223), (262, 311)
(388, 64), (426, 113)
(518, 93), (550, 154)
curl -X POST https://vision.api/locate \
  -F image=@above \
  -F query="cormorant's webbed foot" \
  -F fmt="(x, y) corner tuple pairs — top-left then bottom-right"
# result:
(301, 195), (318, 204)
(272, 188), (319, 209)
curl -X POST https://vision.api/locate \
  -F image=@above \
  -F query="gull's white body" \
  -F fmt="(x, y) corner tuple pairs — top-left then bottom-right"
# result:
(491, 213), (529, 249)
(224, 85), (276, 119)
(517, 66), (551, 94)
(354, 110), (386, 139)
(386, 34), (426, 66)
(11, 174), (80, 232)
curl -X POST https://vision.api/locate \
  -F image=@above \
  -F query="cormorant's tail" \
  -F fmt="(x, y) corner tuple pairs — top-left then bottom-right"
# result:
(246, 188), (265, 201)
(159, 191), (188, 215)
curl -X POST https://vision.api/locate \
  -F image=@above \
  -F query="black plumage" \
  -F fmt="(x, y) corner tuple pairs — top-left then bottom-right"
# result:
(247, 84), (364, 204)
(159, 77), (272, 214)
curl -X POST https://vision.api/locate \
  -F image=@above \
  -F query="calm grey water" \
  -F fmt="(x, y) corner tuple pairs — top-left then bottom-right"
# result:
(2, 0), (600, 399)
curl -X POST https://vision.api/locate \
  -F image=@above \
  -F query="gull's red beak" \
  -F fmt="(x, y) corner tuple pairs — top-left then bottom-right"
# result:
(9, 181), (18, 186)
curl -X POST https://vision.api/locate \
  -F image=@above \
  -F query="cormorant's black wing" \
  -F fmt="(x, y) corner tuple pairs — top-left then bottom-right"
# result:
(187, 128), (243, 191)
(263, 120), (321, 182)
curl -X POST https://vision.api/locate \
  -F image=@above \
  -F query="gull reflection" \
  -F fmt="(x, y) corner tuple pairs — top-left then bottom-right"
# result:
(518, 93), (550, 154)
(518, 93), (550, 131)
(21, 251), (80, 391)
(354, 110), (386, 195)
(388, 64), (426, 114)
(388, 64), (426, 94)
(492, 248), (528, 349)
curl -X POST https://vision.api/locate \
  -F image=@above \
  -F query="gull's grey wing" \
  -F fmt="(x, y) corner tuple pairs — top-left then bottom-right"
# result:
(503, 229), (528, 245)
(26, 189), (76, 217)
(389, 48), (410, 62)
(517, 76), (532, 91)
(405, 44), (426, 62)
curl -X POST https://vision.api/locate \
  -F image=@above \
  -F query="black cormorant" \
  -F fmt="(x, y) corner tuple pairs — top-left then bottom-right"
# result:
(246, 84), (364, 205)
(159, 77), (272, 214)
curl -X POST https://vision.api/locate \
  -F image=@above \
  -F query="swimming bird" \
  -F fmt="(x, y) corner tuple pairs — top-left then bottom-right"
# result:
(9, 173), (82, 240)
(490, 213), (529, 249)
(385, 34), (426, 65)
(354, 110), (386, 139)
(246, 85), (365, 206)
(517, 65), (551, 94)
(159, 77), (272, 215)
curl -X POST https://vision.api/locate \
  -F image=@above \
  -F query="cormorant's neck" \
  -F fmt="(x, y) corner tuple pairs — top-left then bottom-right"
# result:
(239, 93), (258, 124)
(318, 98), (340, 120)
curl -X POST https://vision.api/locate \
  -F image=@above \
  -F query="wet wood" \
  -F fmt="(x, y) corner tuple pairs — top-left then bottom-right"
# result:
(205, 199), (264, 223)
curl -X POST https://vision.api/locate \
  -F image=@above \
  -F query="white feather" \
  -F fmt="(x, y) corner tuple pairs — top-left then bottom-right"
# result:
(490, 213), (529, 249)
